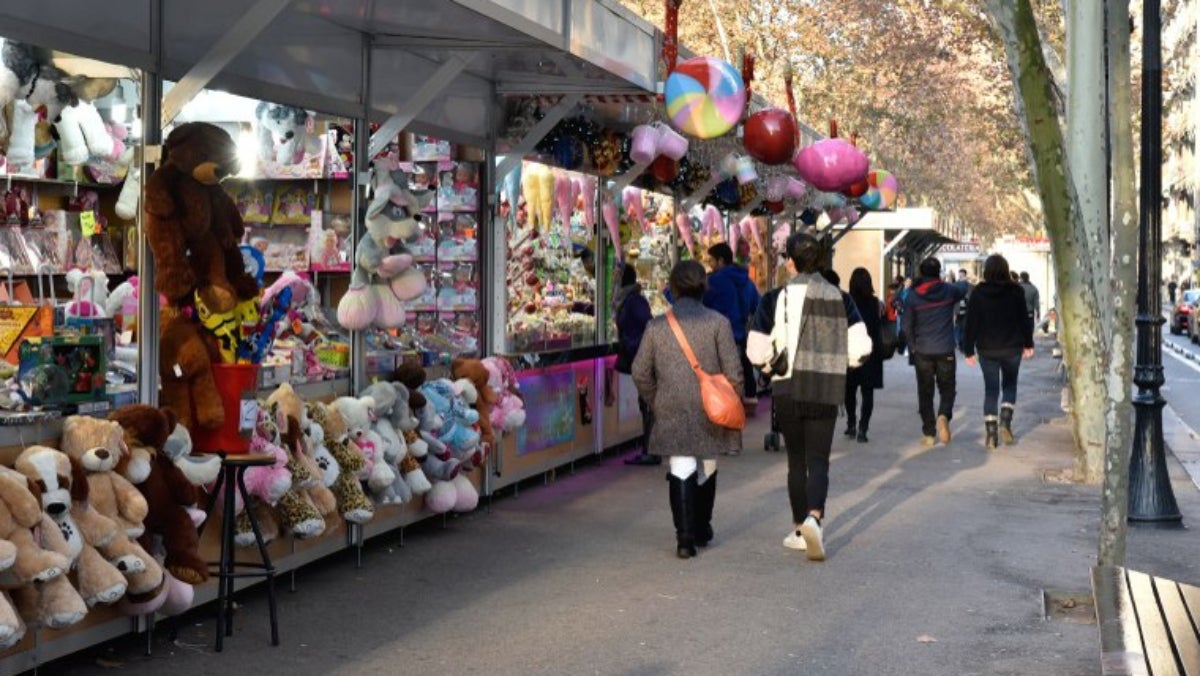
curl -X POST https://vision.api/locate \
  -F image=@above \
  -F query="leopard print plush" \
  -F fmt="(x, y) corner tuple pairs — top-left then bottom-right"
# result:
(308, 403), (374, 524)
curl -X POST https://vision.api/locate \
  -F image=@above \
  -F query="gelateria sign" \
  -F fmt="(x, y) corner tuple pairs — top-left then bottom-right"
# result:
(994, 236), (1052, 253)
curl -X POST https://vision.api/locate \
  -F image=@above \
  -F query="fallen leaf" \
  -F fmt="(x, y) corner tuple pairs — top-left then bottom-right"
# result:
(916, 635), (938, 643)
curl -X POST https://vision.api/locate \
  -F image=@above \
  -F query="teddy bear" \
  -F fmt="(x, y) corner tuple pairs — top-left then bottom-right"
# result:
(421, 379), (481, 460)
(144, 121), (259, 313)
(336, 164), (432, 330)
(307, 402), (374, 524)
(59, 415), (165, 597)
(158, 293), (225, 431)
(482, 356), (527, 435)
(359, 381), (433, 502)
(108, 405), (209, 585)
(452, 357), (498, 449)
(0, 464), (82, 635)
(331, 395), (397, 504)
(247, 401), (325, 543)
(13, 446), (128, 608)
(266, 385), (337, 518)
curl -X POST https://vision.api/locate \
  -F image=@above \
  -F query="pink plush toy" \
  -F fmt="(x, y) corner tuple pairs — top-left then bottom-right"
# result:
(423, 480), (457, 514)
(602, 196), (621, 260)
(240, 409), (293, 508)
(675, 213), (695, 258)
(577, 176), (596, 231)
(623, 187), (645, 232)
(481, 357), (526, 434)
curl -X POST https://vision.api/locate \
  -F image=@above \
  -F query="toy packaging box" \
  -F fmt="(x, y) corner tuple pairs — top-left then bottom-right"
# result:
(17, 335), (107, 406)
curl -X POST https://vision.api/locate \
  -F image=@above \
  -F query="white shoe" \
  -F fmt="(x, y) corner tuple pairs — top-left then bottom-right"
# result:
(800, 515), (826, 561)
(783, 528), (807, 551)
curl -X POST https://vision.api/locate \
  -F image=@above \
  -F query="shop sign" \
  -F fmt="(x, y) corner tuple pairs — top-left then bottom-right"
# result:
(995, 236), (1052, 253)
(940, 243), (980, 255)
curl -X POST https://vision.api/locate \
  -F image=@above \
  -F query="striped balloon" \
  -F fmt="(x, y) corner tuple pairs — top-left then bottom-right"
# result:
(664, 57), (747, 139)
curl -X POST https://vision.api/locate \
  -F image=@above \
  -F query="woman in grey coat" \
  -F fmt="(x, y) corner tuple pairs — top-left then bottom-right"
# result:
(632, 260), (744, 559)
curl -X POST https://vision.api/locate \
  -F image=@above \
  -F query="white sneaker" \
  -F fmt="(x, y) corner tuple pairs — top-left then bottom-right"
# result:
(783, 528), (807, 551)
(800, 515), (826, 561)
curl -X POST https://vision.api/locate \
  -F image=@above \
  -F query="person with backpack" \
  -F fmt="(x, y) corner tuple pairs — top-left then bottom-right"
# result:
(703, 243), (761, 408)
(902, 257), (968, 446)
(614, 264), (659, 466)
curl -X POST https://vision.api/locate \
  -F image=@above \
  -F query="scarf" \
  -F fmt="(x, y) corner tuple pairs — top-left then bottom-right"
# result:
(780, 273), (847, 407)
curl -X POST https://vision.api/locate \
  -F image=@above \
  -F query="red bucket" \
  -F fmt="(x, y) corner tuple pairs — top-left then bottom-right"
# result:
(191, 363), (260, 454)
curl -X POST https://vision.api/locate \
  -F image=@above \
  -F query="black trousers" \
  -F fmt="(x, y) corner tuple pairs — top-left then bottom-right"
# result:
(736, 339), (755, 398)
(912, 353), (956, 436)
(638, 396), (654, 450)
(776, 395), (836, 522)
(844, 374), (875, 431)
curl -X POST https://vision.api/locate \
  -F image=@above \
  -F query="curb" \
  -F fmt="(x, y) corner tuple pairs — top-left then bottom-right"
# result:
(1164, 338), (1199, 363)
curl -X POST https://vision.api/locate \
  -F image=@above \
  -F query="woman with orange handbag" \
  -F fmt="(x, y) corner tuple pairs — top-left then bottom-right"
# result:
(632, 260), (744, 559)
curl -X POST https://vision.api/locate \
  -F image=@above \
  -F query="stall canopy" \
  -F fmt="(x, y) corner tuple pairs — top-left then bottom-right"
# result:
(0, 0), (659, 148)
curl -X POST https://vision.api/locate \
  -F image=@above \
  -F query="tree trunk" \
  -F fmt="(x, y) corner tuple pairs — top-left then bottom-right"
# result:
(986, 0), (1108, 483)
(1098, 0), (1137, 567)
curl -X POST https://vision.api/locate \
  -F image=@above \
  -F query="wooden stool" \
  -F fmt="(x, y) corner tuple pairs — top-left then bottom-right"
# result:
(199, 453), (280, 652)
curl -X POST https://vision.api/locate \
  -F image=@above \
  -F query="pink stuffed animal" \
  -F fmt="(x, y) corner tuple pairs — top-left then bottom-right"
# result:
(481, 357), (526, 434)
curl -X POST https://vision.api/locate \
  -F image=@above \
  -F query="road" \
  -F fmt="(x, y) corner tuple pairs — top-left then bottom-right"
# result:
(1160, 319), (1200, 438)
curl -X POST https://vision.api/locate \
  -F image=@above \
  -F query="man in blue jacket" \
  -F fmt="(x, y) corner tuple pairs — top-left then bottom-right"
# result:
(902, 257), (968, 446)
(704, 243), (761, 403)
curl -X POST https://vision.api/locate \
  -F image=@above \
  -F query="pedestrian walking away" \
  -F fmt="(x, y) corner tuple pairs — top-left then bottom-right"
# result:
(614, 264), (660, 466)
(703, 242), (761, 408)
(1018, 271), (1040, 335)
(845, 268), (885, 443)
(962, 255), (1035, 449)
(632, 260), (743, 559)
(902, 257), (968, 446)
(746, 234), (872, 562)
(1168, 275), (1178, 306)
(953, 268), (973, 351)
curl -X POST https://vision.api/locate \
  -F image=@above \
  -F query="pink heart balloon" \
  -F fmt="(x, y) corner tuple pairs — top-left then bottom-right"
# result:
(792, 138), (869, 193)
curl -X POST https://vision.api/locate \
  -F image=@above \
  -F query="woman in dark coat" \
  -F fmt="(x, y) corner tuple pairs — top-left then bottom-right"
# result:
(632, 260), (743, 559)
(962, 254), (1034, 448)
(845, 268), (884, 442)
(614, 264), (659, 466)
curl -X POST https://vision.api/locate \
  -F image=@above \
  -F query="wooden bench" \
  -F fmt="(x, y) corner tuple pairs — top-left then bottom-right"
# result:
(1092, 565), (1200, 675)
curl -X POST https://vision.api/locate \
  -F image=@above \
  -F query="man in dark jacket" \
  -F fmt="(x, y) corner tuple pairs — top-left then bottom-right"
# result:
(614, 265), (659, 466)
(902, 257), (968, 446)
(1019, 271), (1040, 334)
(704, 243), (761, 402)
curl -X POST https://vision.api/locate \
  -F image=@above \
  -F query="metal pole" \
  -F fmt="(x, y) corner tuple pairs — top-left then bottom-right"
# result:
(1129, 0), (1182, 525)
(138, 0), (163, 407)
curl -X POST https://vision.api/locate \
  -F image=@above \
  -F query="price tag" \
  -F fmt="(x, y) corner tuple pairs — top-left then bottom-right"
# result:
(238, 398), (258, 437)
(80, 211), (98, 237)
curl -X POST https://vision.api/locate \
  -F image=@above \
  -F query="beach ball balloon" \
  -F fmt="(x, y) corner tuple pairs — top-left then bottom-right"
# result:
(860, 170), (900, 210)
(743, 109), (798, 165)
(665, 57), (747, 140)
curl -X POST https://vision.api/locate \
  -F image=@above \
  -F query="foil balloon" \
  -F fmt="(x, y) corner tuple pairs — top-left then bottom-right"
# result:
(664, 57), (748, 139)
(702, 204), (723, 240)
(793, 137), (870, 193)
(860, 170), (900, 210)
(578, 175), (597, 230)
(743, 109), (798, 165)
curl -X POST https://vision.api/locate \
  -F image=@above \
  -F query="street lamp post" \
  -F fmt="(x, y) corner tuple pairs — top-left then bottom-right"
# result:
(1129, 0), (1182, 525)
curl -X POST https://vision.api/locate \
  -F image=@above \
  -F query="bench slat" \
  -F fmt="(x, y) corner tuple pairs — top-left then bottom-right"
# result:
(1179, 581), (1200, 633)
(1094, 566), (1151, 676)
(1128, 569), (1182, 676)
(1153, 576), (1200, 676)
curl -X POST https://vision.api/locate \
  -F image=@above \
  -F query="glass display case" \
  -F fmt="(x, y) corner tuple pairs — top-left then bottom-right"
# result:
(499, 160), (599, 354)
(611, 187), (676, 326)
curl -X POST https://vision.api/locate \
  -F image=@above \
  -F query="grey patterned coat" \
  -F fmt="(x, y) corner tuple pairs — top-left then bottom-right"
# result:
(632, 297), (744, 457)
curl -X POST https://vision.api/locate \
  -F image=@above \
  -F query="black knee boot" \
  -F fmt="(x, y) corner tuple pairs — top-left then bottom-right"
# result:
(667, 474), (698, 558)
(694, 472), (717, 547)
(999, 405), (1015, 445)
(985, 417), (999, 450)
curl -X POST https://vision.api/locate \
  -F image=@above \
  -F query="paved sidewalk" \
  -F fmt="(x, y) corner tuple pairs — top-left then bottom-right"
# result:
(54, 337), (1200, 675)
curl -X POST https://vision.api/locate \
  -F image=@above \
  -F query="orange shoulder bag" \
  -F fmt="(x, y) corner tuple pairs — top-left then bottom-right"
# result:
(665, 310), (746, 431)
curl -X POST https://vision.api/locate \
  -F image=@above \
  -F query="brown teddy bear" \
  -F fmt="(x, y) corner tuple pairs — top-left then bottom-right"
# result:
(59, 416), (165, 597)
(108, 405), (209, 586)
(13, 446), (127, 609)
(0, 465), (83, 634)
(451, 358), (497, 448)
(143, 121), (259, 313)
(159, 305), (225, 430)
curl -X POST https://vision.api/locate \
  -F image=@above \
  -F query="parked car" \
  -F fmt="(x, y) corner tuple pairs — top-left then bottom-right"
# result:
(1172, 289), (1200, 335)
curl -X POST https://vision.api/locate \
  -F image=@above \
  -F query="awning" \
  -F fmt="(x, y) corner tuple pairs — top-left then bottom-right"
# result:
(0, 0), (660, 147)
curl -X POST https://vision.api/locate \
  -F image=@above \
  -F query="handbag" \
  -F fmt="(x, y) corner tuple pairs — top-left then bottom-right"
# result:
(878, 300), (897, 360)
(766, 288), (789, 376)
(665, 310), (746, 430)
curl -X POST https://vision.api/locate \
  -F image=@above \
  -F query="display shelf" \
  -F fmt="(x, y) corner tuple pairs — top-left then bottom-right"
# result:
(257, 377), (350, 400)
(1, 174), (115, 191)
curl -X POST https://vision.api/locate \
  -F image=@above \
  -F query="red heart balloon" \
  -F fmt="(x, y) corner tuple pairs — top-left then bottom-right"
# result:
(765, 200), (785, 214)
(743, 109), (798, 166)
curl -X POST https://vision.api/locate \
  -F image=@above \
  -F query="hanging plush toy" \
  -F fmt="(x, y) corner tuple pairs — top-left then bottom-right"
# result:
(254, 103), (315, 167)
(336, 163), (432, 330)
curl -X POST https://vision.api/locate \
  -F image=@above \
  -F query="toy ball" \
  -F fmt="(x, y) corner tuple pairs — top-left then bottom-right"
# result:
(860, 170), (900, 210)
(743, 109), (798, 165)
(792, 138), (870, 193)
(664, 57), (747, 139)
